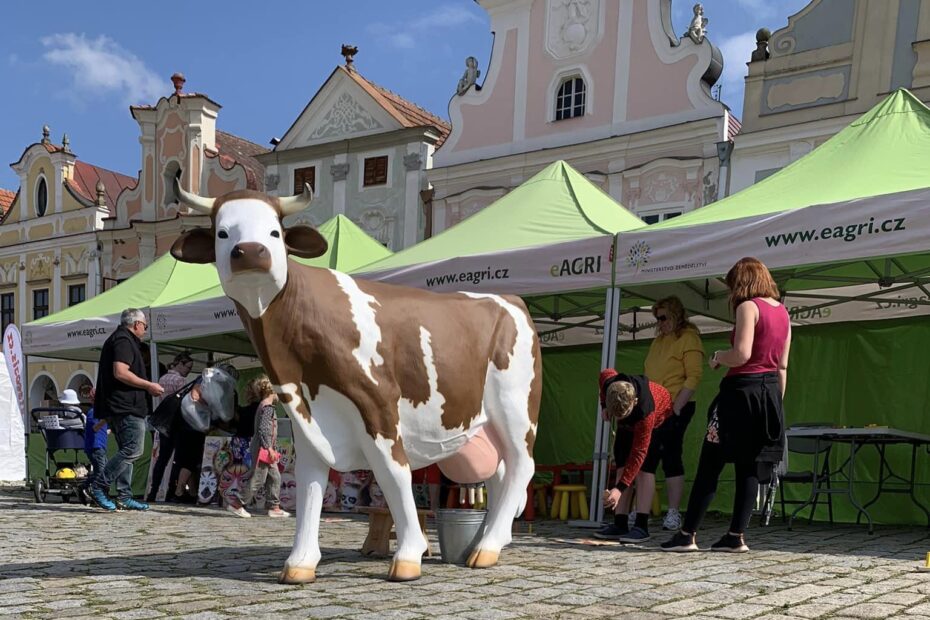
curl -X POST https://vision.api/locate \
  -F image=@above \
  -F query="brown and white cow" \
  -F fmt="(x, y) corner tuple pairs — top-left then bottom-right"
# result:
(170, 181), (541, 584)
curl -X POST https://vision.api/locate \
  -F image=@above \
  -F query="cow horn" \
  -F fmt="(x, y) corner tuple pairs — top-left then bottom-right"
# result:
(174, 178), (216, 214)
(278, 183), (313, 216)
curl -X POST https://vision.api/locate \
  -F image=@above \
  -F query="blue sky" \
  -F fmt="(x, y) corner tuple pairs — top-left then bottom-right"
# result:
(0, 0), (809, 190)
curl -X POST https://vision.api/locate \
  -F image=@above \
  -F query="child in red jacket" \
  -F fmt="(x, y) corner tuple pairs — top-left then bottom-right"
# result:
(594, 369), (673, 542)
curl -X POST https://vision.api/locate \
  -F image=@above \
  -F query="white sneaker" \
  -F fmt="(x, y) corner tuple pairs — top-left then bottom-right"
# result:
(662, 509), (682, 531)
(268, 508), (291, 518)
(226, 504), (251, 518)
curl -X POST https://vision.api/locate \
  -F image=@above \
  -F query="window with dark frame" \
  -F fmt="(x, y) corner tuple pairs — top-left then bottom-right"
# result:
(33, 288), (49, 320)
(555, 77), (586, 121)
(363, 156), (389, 187)
(68, 283), (86, 307)
(36, 177), (48, 217)
(1, 293), (13, 332)
(293, 166), (316, 195)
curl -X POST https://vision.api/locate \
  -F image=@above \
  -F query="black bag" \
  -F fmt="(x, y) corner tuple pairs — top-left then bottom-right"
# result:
(148, 379), (200, 437)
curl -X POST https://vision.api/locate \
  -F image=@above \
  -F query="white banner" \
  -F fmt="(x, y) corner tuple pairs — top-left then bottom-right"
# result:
(152, 296), (242, 343)
(359, 236), (616, 295)
(21, 315), (118, 357)
(616, 188), (930, 285)
(1, 325), (26, 481)
(0, 358), (25, 481)
(3, 325), (26, 417)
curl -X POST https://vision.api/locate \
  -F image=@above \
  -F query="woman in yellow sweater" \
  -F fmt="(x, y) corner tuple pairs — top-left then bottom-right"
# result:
(643, 296), (704, 531)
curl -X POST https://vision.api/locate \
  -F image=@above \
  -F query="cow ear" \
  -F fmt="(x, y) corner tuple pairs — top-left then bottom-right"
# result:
(171, 228), (216, 264)
(285, 226), (328, 259)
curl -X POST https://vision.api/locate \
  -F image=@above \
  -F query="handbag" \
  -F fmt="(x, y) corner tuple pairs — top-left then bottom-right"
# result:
(149, 378), (200, 437)
(257, 447), (277, 465)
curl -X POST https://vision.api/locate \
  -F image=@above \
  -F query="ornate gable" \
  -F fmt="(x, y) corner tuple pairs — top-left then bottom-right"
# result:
(277, 68), (404, 150)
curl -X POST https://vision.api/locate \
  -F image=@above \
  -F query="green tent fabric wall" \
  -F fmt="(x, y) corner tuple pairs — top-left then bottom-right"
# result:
(535, 315), (930, 526)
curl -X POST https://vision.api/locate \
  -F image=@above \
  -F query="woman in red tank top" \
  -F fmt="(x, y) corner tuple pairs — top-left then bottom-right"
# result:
(662, 257), (791, 554)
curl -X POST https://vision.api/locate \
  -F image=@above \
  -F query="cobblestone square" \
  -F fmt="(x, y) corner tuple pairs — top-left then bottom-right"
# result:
(2, 490), (930, 619)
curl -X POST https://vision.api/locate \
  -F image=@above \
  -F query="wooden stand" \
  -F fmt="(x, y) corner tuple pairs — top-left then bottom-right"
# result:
(356, 506), (433, 557)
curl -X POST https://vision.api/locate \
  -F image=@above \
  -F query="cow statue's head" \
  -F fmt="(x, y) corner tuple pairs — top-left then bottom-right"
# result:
(170, 180), (328, 318)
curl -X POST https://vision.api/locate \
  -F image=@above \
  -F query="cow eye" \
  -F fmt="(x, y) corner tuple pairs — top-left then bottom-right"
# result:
(271, 230), (281, 238)
(217, 230), (229, 239)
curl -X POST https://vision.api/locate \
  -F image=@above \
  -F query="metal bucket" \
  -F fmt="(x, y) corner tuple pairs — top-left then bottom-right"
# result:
(435, 509), (487, 565)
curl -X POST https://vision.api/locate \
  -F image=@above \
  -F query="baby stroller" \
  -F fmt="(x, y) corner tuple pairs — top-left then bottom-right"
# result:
(30, 407), (90, 504)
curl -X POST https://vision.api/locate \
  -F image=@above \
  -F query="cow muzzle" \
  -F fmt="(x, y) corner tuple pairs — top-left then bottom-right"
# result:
(230, 242), (273, 273)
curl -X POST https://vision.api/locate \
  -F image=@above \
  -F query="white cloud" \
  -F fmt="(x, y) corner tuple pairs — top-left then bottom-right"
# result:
(717, 30), (757, 112)
(368, 4), (481, 50)
(735, 0), (776, 19)
(40, 33), (165, 106)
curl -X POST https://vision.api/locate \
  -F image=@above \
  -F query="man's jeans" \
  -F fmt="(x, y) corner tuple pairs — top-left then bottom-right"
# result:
(93, 415), (146, 501)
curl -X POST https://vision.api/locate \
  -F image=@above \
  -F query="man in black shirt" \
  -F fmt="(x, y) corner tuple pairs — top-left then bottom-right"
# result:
(90, 308), (164, 511)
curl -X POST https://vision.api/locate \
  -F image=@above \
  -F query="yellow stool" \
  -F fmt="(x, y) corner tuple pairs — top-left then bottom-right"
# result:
(550, 484), (589, 521)
(651, 483), (663, 517)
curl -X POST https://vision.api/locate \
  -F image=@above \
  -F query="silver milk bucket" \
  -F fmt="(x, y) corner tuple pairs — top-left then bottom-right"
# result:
(435, 509), (487, 565)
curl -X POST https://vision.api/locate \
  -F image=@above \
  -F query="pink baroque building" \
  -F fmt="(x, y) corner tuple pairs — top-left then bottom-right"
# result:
(429, 0), (739, 230)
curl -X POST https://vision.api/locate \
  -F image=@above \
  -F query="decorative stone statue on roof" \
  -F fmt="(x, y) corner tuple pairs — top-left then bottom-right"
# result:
(456, 56), (481, 96)
(685, 3), (708, 45)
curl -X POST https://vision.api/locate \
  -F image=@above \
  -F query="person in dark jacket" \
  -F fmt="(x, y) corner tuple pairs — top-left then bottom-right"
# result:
(594, 369), (673, 543)
(90, 308), (164, 512)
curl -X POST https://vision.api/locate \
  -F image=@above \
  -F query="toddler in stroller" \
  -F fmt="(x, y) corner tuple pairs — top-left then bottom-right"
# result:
(30, 389), (91, 503)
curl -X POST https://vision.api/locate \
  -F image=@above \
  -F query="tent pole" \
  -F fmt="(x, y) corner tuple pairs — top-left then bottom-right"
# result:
(149, 340), (160, 407)
(583, 285), (621, 526)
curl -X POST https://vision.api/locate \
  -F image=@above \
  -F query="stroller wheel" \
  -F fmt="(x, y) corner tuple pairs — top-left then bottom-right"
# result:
(33, 479), (47, 503)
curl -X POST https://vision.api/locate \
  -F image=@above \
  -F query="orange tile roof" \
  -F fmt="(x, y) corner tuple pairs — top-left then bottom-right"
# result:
(66, 161), (138, 212)
(0, 188), (15, 217)
(207, 130), (268, 190)
(341, 67), (451, 145)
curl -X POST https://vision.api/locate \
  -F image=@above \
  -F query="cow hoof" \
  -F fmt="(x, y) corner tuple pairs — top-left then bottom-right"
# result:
(466, 548), (500, 569)
(279, 566), (316, 584)
(388, 560), (421, 582)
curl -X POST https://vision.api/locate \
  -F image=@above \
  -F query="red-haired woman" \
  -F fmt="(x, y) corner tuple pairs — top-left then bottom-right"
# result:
(662, 257), (791, 553)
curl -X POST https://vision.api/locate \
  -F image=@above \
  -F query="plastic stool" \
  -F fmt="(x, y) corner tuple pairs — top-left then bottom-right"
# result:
(550, 484), (589, 521)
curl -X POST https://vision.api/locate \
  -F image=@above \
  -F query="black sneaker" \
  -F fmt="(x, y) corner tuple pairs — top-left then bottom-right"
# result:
(593, 523), (629, 540)
(711, 533), (749, 553)
(618, 526), (650, 543)
(660, 531), (698, 552)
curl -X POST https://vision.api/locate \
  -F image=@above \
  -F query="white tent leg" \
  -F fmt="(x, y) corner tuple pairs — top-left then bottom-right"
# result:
(574, 286), (621, 527)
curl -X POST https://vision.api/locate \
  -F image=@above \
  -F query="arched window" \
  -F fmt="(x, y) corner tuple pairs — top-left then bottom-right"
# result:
(555, 77), (586, 121)
(35, 176), (48, 217)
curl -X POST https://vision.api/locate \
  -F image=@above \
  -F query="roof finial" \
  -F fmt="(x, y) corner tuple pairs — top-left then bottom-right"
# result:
(95, 180), (106, 207)
(751, 28), (771, 62)
(171, 72), (186, 97)
(62, 133), (71, 152)
(41, 125), (50, 144)
(341, 44), (359, 71)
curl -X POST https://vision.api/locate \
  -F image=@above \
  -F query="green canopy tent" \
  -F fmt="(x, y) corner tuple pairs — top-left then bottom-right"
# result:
(599, 89), (930, 524)
(150, 214), (393, 355)
(22, 254), (219, 362)
(617, 89), (930, 319)
(356, 160), (644, 521)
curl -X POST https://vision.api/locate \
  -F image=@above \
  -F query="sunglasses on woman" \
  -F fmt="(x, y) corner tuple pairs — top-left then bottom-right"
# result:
(655, 315), (668, 322)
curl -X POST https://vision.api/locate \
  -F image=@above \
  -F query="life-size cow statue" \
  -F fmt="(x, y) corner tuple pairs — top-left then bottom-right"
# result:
(170, 181), (541, 584)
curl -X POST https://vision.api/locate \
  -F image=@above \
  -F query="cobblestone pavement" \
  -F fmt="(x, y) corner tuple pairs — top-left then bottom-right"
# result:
(3, 489), (930, 619)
